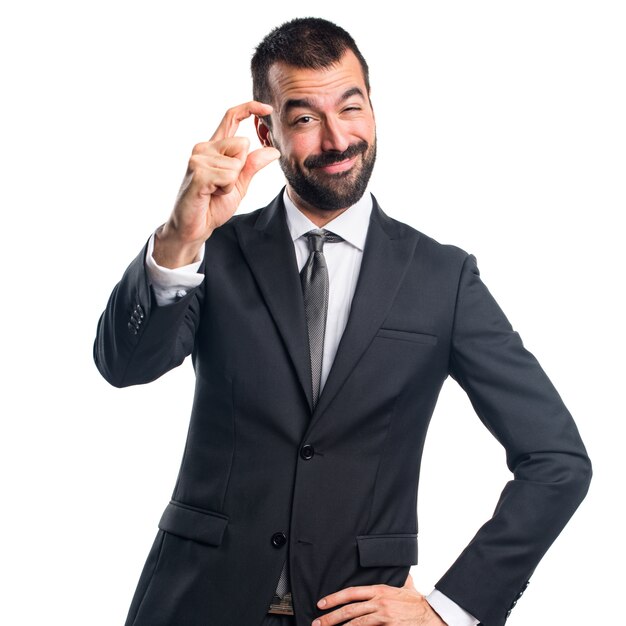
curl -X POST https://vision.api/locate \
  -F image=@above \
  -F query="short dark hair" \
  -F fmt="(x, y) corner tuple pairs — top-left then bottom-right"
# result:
(251, 17), (370, 128)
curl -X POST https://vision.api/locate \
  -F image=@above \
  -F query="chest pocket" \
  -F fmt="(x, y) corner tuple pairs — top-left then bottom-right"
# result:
(375, 328), (438, 345)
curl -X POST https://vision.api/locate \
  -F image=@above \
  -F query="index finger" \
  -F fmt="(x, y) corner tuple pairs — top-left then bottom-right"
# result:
(317, 584), (385, 608)
(210, 101), (273, 142)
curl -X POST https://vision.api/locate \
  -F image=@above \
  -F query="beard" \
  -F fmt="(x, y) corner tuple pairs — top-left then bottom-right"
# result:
(277, 136), (377, 211)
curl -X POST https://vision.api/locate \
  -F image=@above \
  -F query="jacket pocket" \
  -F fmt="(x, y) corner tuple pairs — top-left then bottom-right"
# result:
(356, 533), (418, 567)
(157, 500), (229, 546)
(375, 328), (438, 345)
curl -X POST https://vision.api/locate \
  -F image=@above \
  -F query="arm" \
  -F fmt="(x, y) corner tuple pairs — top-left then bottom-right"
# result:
(92, 234), (206, 388)
(436, 253), (592, 626)
(93, 101), (280, 388)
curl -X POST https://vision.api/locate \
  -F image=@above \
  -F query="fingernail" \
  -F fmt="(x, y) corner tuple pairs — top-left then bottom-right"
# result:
(312, 620), (321, 626)
(318, 598), (327, 607)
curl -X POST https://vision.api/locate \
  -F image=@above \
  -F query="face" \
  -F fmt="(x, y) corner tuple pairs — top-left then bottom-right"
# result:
(258, 49), (377, 212)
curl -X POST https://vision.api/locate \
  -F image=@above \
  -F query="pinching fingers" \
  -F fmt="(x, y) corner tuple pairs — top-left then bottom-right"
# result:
(210, 100), (273, 142)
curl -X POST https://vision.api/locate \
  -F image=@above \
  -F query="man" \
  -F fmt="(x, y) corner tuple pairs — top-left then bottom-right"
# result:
(94, 17), (592, 626)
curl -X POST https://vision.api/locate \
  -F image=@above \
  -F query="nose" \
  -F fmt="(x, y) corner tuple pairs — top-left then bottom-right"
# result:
(320, 116), (350, 153)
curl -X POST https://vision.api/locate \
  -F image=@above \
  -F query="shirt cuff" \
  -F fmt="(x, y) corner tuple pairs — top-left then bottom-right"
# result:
(425, 589), (480, 626)
(145, 230), (205, 306)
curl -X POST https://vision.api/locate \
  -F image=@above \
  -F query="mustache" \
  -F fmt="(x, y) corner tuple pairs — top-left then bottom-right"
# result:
(304, 140), (368, 169)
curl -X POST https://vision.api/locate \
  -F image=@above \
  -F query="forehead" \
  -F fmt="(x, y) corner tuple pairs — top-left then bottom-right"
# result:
(267, 49), (367, 110)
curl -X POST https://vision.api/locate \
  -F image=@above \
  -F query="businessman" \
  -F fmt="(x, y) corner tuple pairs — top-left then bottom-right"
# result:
(94, 17), (592, 626)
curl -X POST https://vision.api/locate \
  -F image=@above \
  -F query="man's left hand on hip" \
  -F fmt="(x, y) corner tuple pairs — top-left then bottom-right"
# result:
(312, 573), (447, 626)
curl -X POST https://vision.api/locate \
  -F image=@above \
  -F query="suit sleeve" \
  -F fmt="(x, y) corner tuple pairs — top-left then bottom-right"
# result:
(93, 236), (206, 388)
(145, 230), (205, 305)
(436, 253), (592, 626)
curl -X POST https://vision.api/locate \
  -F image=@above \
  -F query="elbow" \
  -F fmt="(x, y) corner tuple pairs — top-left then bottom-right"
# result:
(557, 452), (593, 505)
(556, 450), (593, 524)
(514, 447), (593, 512)
(558, 442), (593, 507)
(571, 450), (593, 505)
(93, 351), (125, 389)
(93, 335), (130, 389)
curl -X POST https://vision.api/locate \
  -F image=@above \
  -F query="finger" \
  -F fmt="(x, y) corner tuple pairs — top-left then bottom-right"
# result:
(317, 584), (384, 609)
(210, 101), (273, 142)
(188, 147), (248, 176)
(238, 146), (281, 195)
(191, 165), (241, 197)
(192, 136), (250, 160)
(315, 600), (377, 626)
(216, 148), (280, 196)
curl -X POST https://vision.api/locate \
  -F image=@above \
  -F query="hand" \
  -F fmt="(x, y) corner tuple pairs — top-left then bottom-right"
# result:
(312, 573), (447, 626)
(153, 101), (281, 268)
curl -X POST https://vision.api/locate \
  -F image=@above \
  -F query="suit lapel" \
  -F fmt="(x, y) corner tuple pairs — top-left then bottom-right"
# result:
(234, 189), (420, 427)
(234, 190), (315, 412)
(309, 195), (420, 429)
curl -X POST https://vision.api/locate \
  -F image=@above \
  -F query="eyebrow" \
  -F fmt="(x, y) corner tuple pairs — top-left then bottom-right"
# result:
(283, 86), (366, 114)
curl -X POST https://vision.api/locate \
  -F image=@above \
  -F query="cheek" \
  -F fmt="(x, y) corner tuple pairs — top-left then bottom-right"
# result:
(295, 131), (320, 150)
(358, 121), (376, 142)
(286, 137), (319, 164)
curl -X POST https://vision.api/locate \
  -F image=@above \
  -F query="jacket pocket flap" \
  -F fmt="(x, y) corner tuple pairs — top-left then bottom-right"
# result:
(356, 533), (418, 567)
(158, 500), (229, 546)
(375, 328), (438, 345)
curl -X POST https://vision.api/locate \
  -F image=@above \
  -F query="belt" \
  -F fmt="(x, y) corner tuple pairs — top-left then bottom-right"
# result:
(267, 592), (294, 615)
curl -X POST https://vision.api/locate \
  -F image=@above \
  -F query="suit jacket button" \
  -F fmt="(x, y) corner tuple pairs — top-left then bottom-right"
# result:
(271, 532), (287, 548)
(300, 444), (315, 460)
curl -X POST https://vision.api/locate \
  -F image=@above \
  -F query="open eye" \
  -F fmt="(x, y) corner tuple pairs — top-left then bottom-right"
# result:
(295, 116), (313, 125)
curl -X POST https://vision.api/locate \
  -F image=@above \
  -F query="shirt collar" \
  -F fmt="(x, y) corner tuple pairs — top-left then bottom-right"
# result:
(282, 187), (373, 252)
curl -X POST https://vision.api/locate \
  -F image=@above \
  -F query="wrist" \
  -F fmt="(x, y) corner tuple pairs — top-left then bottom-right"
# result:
(153, 223), (208, 268)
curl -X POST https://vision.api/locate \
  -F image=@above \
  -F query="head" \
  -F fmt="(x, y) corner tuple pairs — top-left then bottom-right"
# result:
(251, 17), (377, 212)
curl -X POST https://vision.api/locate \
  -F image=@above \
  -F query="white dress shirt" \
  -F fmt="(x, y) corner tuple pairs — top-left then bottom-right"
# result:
(144, 187), (480, 626)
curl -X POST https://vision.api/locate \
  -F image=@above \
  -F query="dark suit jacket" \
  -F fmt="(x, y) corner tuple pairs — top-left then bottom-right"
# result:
(94, 188), (591, 626)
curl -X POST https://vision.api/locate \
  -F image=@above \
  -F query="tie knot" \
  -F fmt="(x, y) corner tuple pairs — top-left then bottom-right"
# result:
(304, 229), (344, 252)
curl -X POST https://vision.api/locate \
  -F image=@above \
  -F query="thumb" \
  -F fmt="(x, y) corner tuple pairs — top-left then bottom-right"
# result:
(239, 146), (281, 192)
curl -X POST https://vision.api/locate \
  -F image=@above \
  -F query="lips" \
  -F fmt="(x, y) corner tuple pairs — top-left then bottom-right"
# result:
(317, 156), (357, 174)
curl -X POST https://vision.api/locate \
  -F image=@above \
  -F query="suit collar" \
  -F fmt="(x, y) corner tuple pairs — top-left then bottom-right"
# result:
(282, 187), (373, 251)
(234, 187), (420, 427)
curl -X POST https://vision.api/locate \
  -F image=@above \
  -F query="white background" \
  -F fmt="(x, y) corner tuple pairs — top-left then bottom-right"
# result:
(1, 1), (624, 624)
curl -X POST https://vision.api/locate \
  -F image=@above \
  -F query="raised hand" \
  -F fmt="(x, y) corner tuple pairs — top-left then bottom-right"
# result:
(153, 101), (281, 268)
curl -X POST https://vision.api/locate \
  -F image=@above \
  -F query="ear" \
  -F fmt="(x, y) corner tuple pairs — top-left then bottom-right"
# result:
(255, 116), (273, 147)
